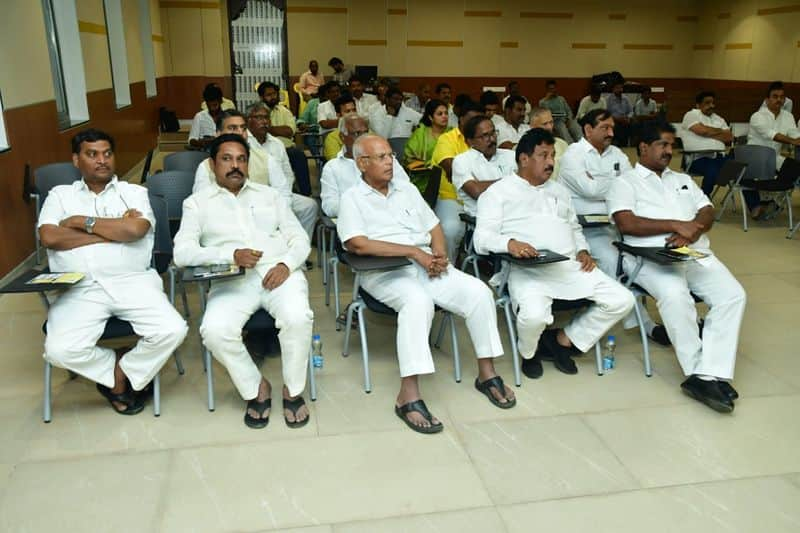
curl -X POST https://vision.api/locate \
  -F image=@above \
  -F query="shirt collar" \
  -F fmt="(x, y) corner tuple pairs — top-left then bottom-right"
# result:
(578, 137), (612, 157)
(76, 175), (120, 194)
(357, 176), (399, 197)
(634, 162), (675, 180)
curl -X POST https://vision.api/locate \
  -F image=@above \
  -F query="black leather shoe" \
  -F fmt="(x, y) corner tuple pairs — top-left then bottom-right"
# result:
(648, 325), (672, 346)
(718, 381), (739, 401)
(680, 376), (734, 413)
(540, 329), (578, 375)
(521, 354), (543, 379)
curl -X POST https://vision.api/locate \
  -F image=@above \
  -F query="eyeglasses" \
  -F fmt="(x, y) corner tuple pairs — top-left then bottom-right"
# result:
(475, 130), (497, 140)
(250, 114), (270, 121)
(358, 151), (395, 163)
(347, 129), (369, 138)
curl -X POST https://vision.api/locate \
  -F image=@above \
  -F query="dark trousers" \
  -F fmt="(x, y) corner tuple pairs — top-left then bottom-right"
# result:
(287, 146), (312, 196)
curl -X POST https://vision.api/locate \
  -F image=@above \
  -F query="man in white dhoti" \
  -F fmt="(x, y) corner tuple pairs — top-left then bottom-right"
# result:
(337, 135), (513, 435)
(474, 128), (634, 379)
(39, 129), (188, 414)
(174, 134), (314, 428)
(608, 122), (746, 413)
(558, 109), (669, 346)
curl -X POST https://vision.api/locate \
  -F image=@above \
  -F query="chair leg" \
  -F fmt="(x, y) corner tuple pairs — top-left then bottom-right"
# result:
(153, 374), (161, 417)
(307, 348), (317, 401)
(786, 191), (794, 229)
(173, 352), (185, 375)
(595, 342), (603, 376)
(204, 348), (215, 411)
(788, 220), (800, 239)
(332, 257), (341, 320)
(632, 299), (652, 377)
(342, 301), (356, 356)
(502, 300), (522, 387)
(448, 313), (461, 383)
(316, 224), (324, 269)
(180, 282), (190, 319)
(738, 189), (749, 231)
(43, 361), (52, 423)
(433, 313), (447, 348)
(356, 307), (371, 393)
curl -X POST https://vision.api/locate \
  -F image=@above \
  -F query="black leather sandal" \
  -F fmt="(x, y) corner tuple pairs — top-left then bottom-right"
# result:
(474, 376), (517, 409)
(96, 383), (145, 415)
(244, 397), (271, 429)
(283, 396), (310, 428)
(394, 399), (443, 434)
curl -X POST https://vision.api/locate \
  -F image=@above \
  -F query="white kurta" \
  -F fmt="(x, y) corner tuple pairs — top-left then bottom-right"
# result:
(174, 180), (313, 397)
(368, 104), (423, 139)
(474, 174), (633, 356)
(495, 118), (531, 147)
(336, 178), (503, 377)
(39, 178), (188, 390)
(353, 93), (379, 116)
(747, 107), (800, 167)
(189, 110), (216, 141)
(607, 163), (746, 379)
(316, 100), (337, 134)
(451, 147), (517, 216)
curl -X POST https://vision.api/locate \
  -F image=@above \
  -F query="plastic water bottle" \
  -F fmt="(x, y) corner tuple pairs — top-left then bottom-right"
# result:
(311, 334), (323, 369)
(602, 335), (616, 372)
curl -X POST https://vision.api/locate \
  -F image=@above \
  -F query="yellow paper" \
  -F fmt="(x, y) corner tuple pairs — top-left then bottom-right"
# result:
(670, 246), (709, 259)
(583, 214), (609, 223)
(27, 272), (85, 285)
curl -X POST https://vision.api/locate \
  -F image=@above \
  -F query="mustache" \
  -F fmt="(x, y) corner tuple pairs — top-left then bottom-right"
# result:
(226, 169), (244, 178)
(545, 165), (554, 173)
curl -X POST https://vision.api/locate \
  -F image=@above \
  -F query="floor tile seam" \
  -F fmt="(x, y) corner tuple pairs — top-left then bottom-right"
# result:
(152, 449), (177, 533)
(574, 412), (646, 490)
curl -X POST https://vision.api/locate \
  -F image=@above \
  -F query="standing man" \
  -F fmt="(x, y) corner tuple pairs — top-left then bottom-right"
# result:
(348, 75), (379, 116)
(40, 129), (188, 414)
(609, 122), (746, 413)
(368, 87), (422, 139)
(174, 134), (314, 429)
(298, 59), (325, 97)
(681, 91), (733, 197)
(337, 135), (513, 434)
(606, 82), (633, 146)
(539, 80), (581, 143)
(496, 95), (531, 149)
(530, 107), (568, 180)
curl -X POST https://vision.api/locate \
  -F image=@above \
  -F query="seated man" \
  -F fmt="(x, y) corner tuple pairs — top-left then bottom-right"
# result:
(368, 87), (422, 140)
(189, 84), (225, 149)
(496, 95), (531, 149)
(322, 95), (359, 161)
(298, 59), (324, 96)
(606, 82), (633, 147)
(480, 90), (503, 126)
(316, 82), (343, 134)
(174, 134), (314, 428)
(474, 128), (634, 378)
(681, 91), (733, 198)
(502, 81), (532, 123)
(576, 84), (606, 120)
(538, 79), (581, 143)
(633, 86), (658, 120)
(530, 107), (568, 180)
(337, 135), (513, 434)
(40, 129), (188, 414)
(328, 56), (353, 87)
(320, 114), (409, 217)
(406, 82), (430, 114)
(348, 75), (379, 115)
(559, 109), (667, 344)
(609, 122), (746, 413)
(200, 83), (235, 111)
(452, 115), (517, 217)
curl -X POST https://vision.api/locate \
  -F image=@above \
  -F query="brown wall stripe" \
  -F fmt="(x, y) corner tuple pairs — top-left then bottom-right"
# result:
(757, 4), (800, 15)
(608, 13), (626, 20)
(152, 34), (164, 42)
(286, 6), (347, 14)
(387, 8), (406, 15)
(78, 21), (106, 35)
(693, 44), (714, 50)
(348, 39), (386, 46)
(159, 1), (219, 8)
(500, 41), (519, 48)
(520, 12), (573, 19)
(725, 42), (752, 49)
(407, 40), (463, 47)
(623, 44), (673, 50)
(677, 15), (699, 22)
(572, 43), (606, 49)
(464, 10), (501, 17)
(718, 12), (731, 19)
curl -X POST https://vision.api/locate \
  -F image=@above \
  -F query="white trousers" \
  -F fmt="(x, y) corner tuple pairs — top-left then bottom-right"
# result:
(509, 267), (634, 357)
(200, 269), (313, 399)
(44, 272), (188, 391)
(361, 263), (503, 377)
(434, 199), (465, 263)
(624, 255), (745, 379)
(584, 225), (656, 330)
(291, 193), (319, 239)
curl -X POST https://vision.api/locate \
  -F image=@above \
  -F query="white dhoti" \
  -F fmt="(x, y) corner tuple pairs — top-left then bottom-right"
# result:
(433, 199), (466, 262)
(200, 269), (313, 399)
(623, 255), (745, 379)
(43, 271), (189, 391)
(291, 193), (319, 239)
(360, 262), (503, 377)
(508, 261), (635, 358)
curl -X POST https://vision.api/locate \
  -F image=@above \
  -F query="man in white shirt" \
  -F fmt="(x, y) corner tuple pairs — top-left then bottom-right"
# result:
(174, 134), (314, 429)
(406, 82), (430, 114)
(576, 85), (606, 120)
(348, 75), (379, 116)
(337, 135), (512, 434)
(474, 129), (634, 379)
(529, 107), (568, 180)
(189, 84), (224, 149)
(368, 87), (422, 140)
(40, 129), (188, 415)
(633, 87), (658, 119)
(502, 81), (532, 123)
(496, 95), (531, 149)
(316, 83), (343, 133)
(452, 115), (517, 216)
(608, 122), (746, 413)
(480, 91), (503, 126)
(681, 91), (733, 197)
(320, 114), (410, 217)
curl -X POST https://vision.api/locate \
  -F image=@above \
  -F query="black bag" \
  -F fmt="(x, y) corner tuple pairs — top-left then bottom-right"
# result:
(159, 106), (180, 133)
(591, 71), (625, 91)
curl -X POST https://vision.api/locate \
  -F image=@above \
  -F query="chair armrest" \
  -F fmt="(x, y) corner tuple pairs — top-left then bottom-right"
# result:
(340, 252), (411, 272)
(490, 250), (570, 267)
(321, 215), (337, 228)
(459, 213), (476, 225)
(0, 269), (81, 294)
(577, 214), (610, 227)
(180, 265), (245, 283)
(612, 242), (686, 265)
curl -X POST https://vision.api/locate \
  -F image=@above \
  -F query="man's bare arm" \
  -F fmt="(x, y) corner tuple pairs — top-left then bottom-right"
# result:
(438, 158), (454, 182)
(614, 210), (701, 239)
(268, 125), (294, 139)
(773, 132), (800, 145)
(39, 225), (109, 251)
(319, 119), (339, 129)
(59, 214), (150, 243)
(461, 179), (497, 200)
(688, 124), (733, 143)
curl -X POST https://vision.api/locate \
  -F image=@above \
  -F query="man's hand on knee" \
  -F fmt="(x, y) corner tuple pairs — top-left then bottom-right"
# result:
(262, 263), (290, 290)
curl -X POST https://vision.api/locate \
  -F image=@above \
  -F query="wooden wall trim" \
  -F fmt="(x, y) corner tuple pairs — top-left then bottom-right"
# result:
(608, 13), (627, 20)
(159, 1), (220, 8)
(623, 43), (674, 50)
(464, 10), (502, 17)
(387, 8), (406, 15)
(407, 40), (463, 47)
(348, 39), (387, 46)
(78, 21), (106, 35)
(757, 4), (800, 15)
(286, 6), (347, 14)
(573, 43), (607, 49)
(520, 11), (573, 19)
(725, 42), (753, 50)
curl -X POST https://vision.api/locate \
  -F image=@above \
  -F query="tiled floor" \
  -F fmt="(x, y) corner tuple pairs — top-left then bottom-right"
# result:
(1, 176), (799, 531)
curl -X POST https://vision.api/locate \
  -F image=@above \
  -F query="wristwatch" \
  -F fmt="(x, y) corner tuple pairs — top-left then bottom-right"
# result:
(85, 216), (96, 234)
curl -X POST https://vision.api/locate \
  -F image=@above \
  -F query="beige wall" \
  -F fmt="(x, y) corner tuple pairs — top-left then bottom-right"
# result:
(159, 0), (230, 77)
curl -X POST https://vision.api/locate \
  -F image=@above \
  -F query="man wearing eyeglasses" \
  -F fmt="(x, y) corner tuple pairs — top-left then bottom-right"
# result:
(452, 115), (517, 217)
(336, 135), (513, 434)
(38, 129), (188, 415)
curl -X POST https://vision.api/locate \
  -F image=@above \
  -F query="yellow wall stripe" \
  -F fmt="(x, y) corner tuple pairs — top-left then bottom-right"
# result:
(608, 13), (626, 20)
(464, 10), (501, 17)
(725, 42), (752, 49)
(407, 40), (463, 47)
(718, 12), (731, 18)
(159, 1), (219, 8)
(623, 43), (673, 50)
(348, 39), (386, 46)
(500, 41), (519, 48)
(677, 15), (699, 22)
(152, 34), (164, 42)
(286, 6), (347, 13)
(520, 12), (573, 19)
(387, 8), (406, 15)
(572, 42), (606, 49)
(78, 21), (106, 35)
(693, 44), (714, 50)
(758, 4), (800, 15)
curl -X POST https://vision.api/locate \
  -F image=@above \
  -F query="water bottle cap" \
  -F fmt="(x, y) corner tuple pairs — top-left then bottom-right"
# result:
(608, 335), (615, 342)
(312, 334), (321, 340)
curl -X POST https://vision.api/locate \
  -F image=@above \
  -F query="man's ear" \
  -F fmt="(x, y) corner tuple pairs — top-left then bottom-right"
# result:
(72, 153), (79, 168)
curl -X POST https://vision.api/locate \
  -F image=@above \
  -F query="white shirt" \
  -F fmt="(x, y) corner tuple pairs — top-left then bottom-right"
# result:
(495, 118), (531, 147)
(452, 148), (517, 216)
(38, 177), (156, 291)
(502, 95), (532, 123)
(174, 180), (310, 277)
(368, 104), (422, 139)
(558, 137), (632, 214)
(759, 96), (793, 114)
(354, 93), (379, 116)
(316, 100), (337, 134)
(189, 110), (216, 141)
(681, 108), (729, 153)
(448, 107), (459, 128)
(320, 148), (410, 217)
(337, 177), (439, 251)
(248, 130), (295, 187)
(748, 107), (800, 167)
(607, 163), (712, 253)
(193, 151), (291, 204)
(576, 95), (607, 120)
(490, 114), (504, 127)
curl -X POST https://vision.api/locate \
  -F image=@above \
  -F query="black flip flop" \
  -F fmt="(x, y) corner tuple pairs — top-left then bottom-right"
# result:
(394, 399), (443, 434)
(96, 383), (145, 416)
(474, 376), (517, 409)
(283, 396), (310, 428)
(244, 397), (271, 429)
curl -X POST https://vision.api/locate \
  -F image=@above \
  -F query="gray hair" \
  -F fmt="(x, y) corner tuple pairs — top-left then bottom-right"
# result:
(339, 112), (368, 135)
(530, 106), (552, 121)
(245, 101), (269, 117)
(352, 134), (385, 160)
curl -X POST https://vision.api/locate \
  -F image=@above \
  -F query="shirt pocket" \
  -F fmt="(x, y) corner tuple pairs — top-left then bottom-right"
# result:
(673, 188), (698, 220)
(249, 206), (279, 235)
